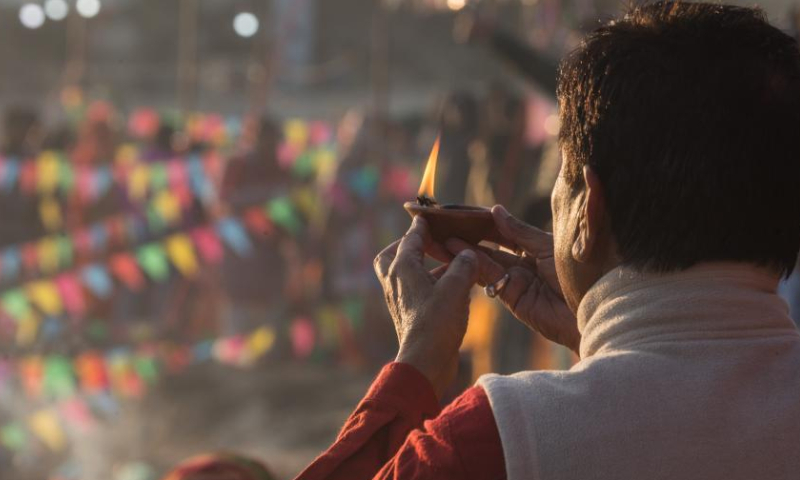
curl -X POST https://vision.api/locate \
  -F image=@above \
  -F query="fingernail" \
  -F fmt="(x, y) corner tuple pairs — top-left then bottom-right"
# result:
(494, 205), (510, 217)
(458, 249), (477, 261)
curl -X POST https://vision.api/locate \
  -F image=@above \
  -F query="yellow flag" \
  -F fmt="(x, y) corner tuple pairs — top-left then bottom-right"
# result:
(115, 144), (139, 166)
(245, 326), (276, 363)
(28, 409), (66, 452)
(39, 197), (63, 232)
(36, 152), (61, 194)
(128, 164), (151, 202)
(153, 191), (181, 224)
(26, 281), (63, 316)
(285, 119), (309, 148)
(16, 315), (40, 347)
(165, 234), (199, 277)
(37, 237), (61, 274)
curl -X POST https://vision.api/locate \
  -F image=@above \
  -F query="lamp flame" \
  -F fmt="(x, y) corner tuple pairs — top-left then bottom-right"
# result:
(418, 135), (440, 199)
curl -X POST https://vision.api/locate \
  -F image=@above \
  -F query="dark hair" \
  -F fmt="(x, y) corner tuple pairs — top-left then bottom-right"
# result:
(558, 1), (800, 276)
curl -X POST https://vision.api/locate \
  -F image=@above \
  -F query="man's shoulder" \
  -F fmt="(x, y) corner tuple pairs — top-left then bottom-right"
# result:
(476, 351), (645, 406)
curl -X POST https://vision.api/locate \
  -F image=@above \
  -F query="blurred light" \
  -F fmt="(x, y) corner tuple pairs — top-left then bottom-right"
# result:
(447, 0), (466, 11)
(76, 0), (101, 18)
(19, 4), (45, 29)
(544, 114), (560, 136)
(233, 12), (259, 38)
(44, 0), (69, 21)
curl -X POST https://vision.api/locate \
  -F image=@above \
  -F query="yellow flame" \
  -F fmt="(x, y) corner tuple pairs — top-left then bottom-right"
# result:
(418, 135), (440, 198)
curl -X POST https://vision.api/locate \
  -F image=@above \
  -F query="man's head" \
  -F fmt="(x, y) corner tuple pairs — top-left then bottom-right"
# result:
(552, 1), (800, 310)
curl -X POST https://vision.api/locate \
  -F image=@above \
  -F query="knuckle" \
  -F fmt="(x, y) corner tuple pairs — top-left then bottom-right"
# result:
(387, 262), (402, 279)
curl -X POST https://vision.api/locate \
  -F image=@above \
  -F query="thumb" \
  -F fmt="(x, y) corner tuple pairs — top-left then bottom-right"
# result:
(436, 250), (479, 297)
(492, 205), (552, 254)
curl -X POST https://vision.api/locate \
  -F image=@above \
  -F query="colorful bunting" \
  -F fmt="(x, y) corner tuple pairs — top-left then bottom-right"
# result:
(28, 409), (66, 452)
(136, 244), (169, 282)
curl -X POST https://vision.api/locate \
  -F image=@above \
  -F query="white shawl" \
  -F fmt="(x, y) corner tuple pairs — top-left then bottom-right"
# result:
(478, 263), (800, 480)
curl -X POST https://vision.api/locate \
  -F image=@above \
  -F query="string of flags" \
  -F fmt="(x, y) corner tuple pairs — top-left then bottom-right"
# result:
(0, 192), (311, 347)
(0, 295), (364, 457)
(0, 107), (420, 470)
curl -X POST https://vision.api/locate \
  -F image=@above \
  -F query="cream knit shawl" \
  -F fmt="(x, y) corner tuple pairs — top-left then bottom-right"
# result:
(478, 263), (800, 480)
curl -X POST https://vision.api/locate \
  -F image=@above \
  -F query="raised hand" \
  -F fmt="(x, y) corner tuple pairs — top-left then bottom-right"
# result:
(445, 205), (580, 354)
(374, 216), (479, 398)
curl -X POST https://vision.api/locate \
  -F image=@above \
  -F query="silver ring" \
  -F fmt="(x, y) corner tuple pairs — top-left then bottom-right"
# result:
(484, 273), (510, 298)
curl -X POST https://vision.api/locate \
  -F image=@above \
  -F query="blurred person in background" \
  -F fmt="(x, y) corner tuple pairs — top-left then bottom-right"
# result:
(0, 106), (45, 245)
(219, 116), (290, 336)
(296, 3), (800, 479)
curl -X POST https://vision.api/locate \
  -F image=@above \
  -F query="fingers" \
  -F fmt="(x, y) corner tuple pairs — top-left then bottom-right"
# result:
(435, 250), (479, 297)
(491, 205), (553, 256)
(445, 237), (539, 315)
(445, 238), (508, 287)
(374, 239), (401, 279)
(430, 264), (448, 280)
(395, 216), (429, 270)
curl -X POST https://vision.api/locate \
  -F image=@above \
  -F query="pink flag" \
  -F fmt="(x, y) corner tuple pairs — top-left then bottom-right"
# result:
(55, 274), (86, 318)
(291, 317), (316, 359)
(190, 226), (224, 265)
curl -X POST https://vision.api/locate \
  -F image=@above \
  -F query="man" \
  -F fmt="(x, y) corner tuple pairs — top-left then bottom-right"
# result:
(296, 2), (800, 479)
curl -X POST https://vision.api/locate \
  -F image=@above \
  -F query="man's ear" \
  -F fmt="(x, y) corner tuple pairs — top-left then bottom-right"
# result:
(572, 165), (605, 263)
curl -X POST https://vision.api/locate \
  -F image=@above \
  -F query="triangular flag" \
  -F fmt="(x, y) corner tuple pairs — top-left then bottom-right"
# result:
(26, 281), (63, 316)
(164, 234), (199, 278)
(109, 253), (145, 290)
(190, 226), (224, 264)
(243, 326), (275, 364)
(291, 317), (316, 359)
(36, 152), (61, 194)
(39, 196), (63, 232)
(167, 159), (188, 191)
(133, 354), (159, 384)
(0, 158), (20, 192)
(80, 264), (113, 298)
(152, 190), (182, 224)
(149, 162), (168, 191)
(74, 351), (109, 393)
(243, 208), (274, 235)
(136, 243), (170, 282)
(58, 154), (74, 193)
(19, 355), (44, 397)
(43, 355), (76, 399)
(16, 316), (40, 346)
(127, 164), (150, 202)
(56, 235), (73, 269)
(268, 197), (302, 235)
(55, 274), (86, 318)
(28, 409), (66, 452)
(309, 120), (333, 145)
(37, 237), (61, 274)
(1, 248), (22, 281)
(2, 289), (33, 321)
(94, 167), (113, 198)
(285, 119), (309, 148)
(216, 218), (253, 257)
(0, 423), (28, 451)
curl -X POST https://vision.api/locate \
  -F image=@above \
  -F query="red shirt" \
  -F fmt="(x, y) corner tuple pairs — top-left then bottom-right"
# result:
(294, 363), (505, 480)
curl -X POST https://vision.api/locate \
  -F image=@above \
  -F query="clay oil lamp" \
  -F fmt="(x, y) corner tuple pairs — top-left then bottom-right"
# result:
(404, 136), (505, 245)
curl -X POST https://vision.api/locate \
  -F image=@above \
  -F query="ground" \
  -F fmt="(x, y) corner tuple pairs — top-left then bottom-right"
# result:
(58, 362), (374, 480)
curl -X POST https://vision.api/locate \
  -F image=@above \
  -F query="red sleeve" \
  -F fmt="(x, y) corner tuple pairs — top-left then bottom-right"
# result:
(294, 363), (505, 480)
